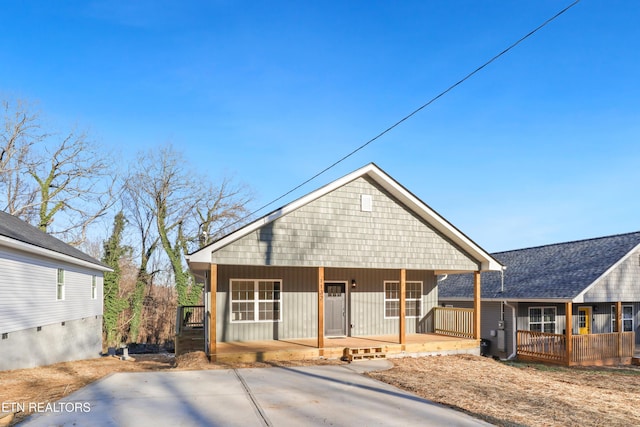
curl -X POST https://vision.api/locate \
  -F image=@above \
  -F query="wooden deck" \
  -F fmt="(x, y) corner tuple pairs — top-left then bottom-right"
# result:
(517, 330), (636, 366)
(212, 334), (480, 363)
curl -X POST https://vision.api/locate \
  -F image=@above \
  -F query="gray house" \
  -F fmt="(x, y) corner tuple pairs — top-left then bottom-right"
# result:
(186, 163), (502, 361)
(440, 232), (640, 365)
(0, 211), (111, 370)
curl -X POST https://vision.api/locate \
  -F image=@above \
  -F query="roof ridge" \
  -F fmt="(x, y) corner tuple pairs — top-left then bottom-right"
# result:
(493, 230), (640, 255)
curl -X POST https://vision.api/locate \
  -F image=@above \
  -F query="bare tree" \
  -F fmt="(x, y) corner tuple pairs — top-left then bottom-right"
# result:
(124, 144), (252, 307)
(0, 99), (42, 223)
(0, 98), (116, 245)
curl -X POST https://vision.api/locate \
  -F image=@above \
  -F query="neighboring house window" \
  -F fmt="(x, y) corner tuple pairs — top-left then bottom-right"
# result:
(611, 305), (634, 332)
(91, 276), (97, 300)
(230, 279), (281, 322)
(528, 307), (556, 333)
(56, 269), (65, 300)
(384, 281), (422, 318)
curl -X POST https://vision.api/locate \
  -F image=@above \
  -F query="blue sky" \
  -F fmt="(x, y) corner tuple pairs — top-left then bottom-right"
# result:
(1, 1), (639, 252)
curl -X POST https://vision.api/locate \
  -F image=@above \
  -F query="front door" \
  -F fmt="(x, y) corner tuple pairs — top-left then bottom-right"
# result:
(324, 282), (346, 336)
(578, 307), (591, 335)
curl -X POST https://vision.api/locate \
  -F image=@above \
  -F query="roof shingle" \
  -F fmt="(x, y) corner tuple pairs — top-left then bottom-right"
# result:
(439, 231), (640, 300)
(0, 211), (108, 268)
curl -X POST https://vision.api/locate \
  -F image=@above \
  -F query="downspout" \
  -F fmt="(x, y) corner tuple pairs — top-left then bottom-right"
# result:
(499, 266), (517, 360)
(503, 301), (517, 360)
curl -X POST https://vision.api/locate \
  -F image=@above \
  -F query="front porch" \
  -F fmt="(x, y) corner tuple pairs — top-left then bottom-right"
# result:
(213, 334), (480, 363)
(175, 304), (481, 362)
(516, 301), (638, 366)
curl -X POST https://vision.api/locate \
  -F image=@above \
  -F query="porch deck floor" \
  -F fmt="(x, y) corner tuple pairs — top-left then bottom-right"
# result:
(213, 334), (479, 363)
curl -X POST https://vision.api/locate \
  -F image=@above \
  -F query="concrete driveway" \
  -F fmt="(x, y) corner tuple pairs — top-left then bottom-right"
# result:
(20, 360), (490, 426)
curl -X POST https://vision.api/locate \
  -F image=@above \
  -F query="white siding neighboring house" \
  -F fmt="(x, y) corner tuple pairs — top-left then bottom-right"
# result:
(0, 211), (112, 371)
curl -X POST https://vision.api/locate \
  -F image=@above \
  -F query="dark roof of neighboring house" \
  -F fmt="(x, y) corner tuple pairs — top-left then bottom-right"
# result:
(0, 211), (108, 268)
(439, 231), (640, 301)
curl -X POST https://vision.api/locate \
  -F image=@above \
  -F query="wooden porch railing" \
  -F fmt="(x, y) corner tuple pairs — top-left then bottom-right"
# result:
(571, 332), (635, 364)
(176, 305), (205, 334)
(433, 307), (474, 339)
(517, 330), (635, 365)
(517, 331), (566, 363)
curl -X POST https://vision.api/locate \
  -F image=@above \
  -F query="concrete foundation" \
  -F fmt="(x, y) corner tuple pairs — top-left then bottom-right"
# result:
(0, 316), (103, 371)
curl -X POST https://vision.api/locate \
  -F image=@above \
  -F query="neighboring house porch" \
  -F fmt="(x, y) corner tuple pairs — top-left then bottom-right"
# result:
(440, 231), (640, 366)
(516, 302), (636, 366)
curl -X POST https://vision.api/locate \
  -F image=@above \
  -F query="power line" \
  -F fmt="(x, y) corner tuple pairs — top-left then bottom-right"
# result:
(215, 0), (581, 237)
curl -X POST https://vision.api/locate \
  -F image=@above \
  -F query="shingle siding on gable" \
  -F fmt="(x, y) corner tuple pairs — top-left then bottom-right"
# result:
(583, 247), (640, 302)
(211, 177), (479, 270)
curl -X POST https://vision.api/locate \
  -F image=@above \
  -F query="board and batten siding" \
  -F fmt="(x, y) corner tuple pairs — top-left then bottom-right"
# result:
(214, 265), (438, 342)
(210, 177), (479, 271)
(326, 268), (437, 336)
(216, 265), (317, 342)
(0, 245), (103, 334)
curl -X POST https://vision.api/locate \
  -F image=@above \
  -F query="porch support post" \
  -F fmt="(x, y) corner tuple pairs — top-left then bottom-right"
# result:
(616, 301), (623, 357)
(399, 269), (406, 346)
(473, 271), (481, 340)
(317, 266), (325, 349)
(565, 302), (573, 366)
(209, 263), (218, 362)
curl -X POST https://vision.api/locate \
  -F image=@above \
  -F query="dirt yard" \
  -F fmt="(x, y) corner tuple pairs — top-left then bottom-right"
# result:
(1, 353), (639, 426)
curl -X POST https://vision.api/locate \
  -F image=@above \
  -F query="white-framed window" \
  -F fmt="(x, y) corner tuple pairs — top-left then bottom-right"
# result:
(384, 281), (422, 318)
(230, 279), (281, 322)
(528, 307), (556, 333)
(91, 276), (97, 300)
(611, 304), (634, 332)
(56, 269), (65, 301)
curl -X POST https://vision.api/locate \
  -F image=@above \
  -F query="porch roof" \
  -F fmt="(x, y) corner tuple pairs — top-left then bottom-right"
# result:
(187, 163), (502, 272)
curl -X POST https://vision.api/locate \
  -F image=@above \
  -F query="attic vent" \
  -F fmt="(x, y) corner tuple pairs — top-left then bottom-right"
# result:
(361, 194), (372, 212)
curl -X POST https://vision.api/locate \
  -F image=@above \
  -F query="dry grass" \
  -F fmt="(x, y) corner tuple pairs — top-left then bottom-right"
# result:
(1, 353), (639, 426)
(369, 354), (640, 427)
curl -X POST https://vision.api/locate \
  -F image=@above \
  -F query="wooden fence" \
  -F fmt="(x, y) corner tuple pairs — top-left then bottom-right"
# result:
(517, 330), (635, 366)
(433, 307), (474, 339)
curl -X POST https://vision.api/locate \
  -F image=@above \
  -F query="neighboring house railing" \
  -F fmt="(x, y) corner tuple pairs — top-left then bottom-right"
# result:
(517, 331), (566, 363)
(433, 307), (474, 339)
(571, 332), (635, 364)
(517, 330), (635, 366)
(176, 305), (205, 335)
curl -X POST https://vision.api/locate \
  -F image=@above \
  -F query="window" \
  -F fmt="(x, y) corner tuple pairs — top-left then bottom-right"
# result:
(56, 269), (65, 300)
(384, 281), (422, 318)
(611, 305), (634, 332)
(230, 279), (281, 322)
(528, 307), (556, 333)
(91, 276), (97, 300)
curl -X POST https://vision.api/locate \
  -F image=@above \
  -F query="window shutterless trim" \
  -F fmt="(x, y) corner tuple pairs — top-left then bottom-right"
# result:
(56, 268), (65, 301)
(528, 306), (556, 333)
(383, 280), (422, 319)
(610, 304), (634, 332)
(229, 279), (282, 323)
